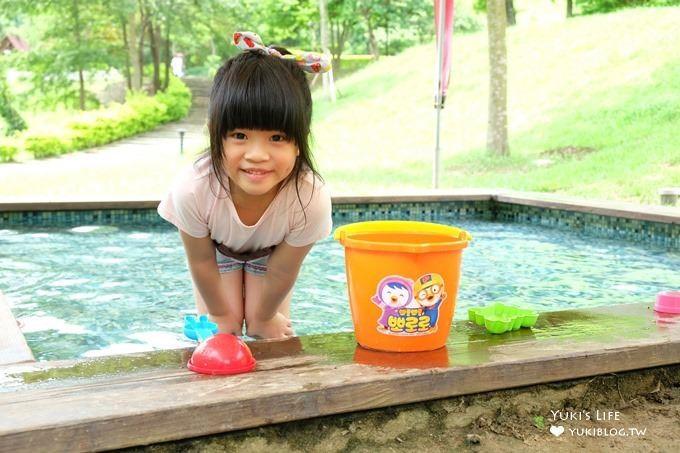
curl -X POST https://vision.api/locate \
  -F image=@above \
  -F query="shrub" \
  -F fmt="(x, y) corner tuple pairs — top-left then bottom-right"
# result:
(332, 55), (375, 79)
(454, 14), (482, 34)
(153, 77), (192, 122)
(12, 76), (192, 159)
(580, 0), (680, 14)
(0, 138), (19, 162)
(25, 134), (71, 158)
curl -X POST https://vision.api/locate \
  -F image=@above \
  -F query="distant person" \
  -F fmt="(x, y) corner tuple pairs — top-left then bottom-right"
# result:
(171, 53), (184, 77)
(158, 31), (332, 339)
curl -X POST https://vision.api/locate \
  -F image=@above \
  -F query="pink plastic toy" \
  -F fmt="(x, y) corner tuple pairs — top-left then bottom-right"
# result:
(654, 291), (680, 314)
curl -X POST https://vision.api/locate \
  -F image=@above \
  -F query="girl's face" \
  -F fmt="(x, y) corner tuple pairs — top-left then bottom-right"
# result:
(222, 129), (298, 199)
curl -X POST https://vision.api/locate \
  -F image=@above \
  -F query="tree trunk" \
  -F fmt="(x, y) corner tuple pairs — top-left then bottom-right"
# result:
(71, 0), (86, 110)
(384, 0), (390, 55)
(162, 0), (173, 90)
(137, 0), (147, 91)
(163, 18), (170, 91)
(385, 16), (389, 55)
(330, 18), (336, 53)
(365, 13), (379, 59)
(318, 0), (330, 54)
(128, 11), (141, 91)
(567, 0), (573, 18)
(148, 17), (161, 94)
(505, 0), (517, 26)
(0, 66), (27, 134)
(120, 16), (132, 91)
(487, 0), (509, 156)
(77, 69), (85, 110)
(318, 0), (335, 101)
(330, 18), (353, 72)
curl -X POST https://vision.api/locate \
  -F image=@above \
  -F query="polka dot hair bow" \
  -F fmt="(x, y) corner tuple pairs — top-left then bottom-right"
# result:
(232, 31), (332, 74)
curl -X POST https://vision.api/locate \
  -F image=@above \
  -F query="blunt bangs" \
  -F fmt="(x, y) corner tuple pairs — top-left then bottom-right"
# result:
(211, 51), (311, 143)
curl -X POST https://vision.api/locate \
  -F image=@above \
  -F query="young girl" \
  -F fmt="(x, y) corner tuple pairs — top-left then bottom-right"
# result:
(158, 32), (333, 340)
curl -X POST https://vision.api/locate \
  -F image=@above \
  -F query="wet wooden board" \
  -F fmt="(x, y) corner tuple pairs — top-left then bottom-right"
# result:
(0, 303), (679, 452)
(0, 292), (34, 366)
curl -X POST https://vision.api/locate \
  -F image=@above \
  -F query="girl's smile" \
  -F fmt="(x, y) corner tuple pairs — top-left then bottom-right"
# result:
(223, 129), (298, 201)
(241, 168), (274, 182)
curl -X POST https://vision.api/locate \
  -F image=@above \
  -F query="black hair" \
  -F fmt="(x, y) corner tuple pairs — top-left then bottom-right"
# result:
(197, 46), (323, 217)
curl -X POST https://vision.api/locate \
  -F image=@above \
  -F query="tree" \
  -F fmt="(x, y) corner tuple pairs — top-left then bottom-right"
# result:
(0, 16), (28, 133)
(0, 61), (28, 134)
(505, 0), (517, 25)
(475, 0), (517, 26)
(319, 0), (331, 53)
(6, 0), (120, 110)
(358, 0), (383, 58)
(328, 0), (360, 67)
(137, 0), (178, 94)
(486, 0), (509, 156)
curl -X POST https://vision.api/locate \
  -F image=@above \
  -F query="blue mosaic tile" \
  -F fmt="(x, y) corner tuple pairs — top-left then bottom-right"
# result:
(0, 199), (677, 248)
(494, 203), (679, 249)
(0, 209), (166, 227)
(331, 201), (494, 223)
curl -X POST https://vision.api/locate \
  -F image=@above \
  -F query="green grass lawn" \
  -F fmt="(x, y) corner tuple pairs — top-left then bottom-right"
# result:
(1, 7), (679, 204)
(311, 7), (680, 203)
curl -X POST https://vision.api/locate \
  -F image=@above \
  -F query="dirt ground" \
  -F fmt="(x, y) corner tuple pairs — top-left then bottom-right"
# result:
(129, 364), (680, 453)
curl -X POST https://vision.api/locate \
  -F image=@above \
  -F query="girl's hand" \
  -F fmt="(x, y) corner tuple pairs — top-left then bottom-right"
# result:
(208, 313), (244, 336)
(246, 312), (294, 340)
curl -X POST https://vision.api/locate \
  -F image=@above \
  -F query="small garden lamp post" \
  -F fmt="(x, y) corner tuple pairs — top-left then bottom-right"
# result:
(178, 129), (186, 155)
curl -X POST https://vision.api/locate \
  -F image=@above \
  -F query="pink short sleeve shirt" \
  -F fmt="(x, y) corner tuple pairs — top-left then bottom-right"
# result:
(157, 157), (333, 253)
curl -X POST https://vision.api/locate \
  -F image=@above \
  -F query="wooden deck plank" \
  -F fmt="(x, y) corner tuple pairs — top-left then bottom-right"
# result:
(0, 291), (34, 366)
(0, 303), (679, 452)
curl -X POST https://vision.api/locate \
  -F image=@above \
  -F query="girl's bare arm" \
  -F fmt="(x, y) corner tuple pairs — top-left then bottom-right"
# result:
(179, 230), (231, 316)
(251, 241), (314, 322)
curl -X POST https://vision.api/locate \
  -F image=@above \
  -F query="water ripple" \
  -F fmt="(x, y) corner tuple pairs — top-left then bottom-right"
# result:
(1, 221), (677, 361)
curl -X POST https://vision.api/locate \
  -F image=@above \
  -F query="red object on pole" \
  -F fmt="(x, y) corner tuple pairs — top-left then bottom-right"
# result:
(434, 0), (455, 108)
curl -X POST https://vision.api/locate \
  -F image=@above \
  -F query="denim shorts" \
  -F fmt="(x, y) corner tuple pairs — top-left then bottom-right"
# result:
(215, 248), (269, 276)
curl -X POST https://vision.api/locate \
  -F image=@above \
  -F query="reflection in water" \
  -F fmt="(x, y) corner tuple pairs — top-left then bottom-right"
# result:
(0, 219), (677, 361)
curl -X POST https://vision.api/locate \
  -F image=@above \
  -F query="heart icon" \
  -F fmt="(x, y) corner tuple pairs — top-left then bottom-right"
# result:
(550, 425), (565, 437)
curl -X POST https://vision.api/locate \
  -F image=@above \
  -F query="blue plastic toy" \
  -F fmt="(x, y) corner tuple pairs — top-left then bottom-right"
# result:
(183, 314), (218, 341)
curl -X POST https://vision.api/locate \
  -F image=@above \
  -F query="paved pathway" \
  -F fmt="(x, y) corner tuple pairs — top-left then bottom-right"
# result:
(0, 78), (212, 198)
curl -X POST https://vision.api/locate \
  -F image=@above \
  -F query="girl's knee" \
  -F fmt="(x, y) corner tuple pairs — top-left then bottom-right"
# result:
(209, 313), (245, 336)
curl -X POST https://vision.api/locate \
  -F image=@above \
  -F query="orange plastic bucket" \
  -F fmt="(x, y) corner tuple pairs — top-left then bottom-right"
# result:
(334, 221), (471, 352)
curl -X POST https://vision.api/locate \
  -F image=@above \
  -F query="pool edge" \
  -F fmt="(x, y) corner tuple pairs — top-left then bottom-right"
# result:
(1, 303), (679, 452)
(0, 190), (678, 224)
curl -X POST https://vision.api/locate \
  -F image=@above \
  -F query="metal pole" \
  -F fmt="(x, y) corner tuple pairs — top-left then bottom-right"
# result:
(433, 0), (447, 189)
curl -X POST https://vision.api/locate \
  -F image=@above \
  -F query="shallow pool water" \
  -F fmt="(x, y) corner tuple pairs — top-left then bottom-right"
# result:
(1, 219), (678, 361)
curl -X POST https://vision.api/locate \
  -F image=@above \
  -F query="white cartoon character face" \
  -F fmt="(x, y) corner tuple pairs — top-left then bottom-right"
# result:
(380, 282), (411, 308)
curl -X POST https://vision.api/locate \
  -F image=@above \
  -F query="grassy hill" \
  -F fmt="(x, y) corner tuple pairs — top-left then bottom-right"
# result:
(1, 7), (678, 203)
(311, 7), (680, 203)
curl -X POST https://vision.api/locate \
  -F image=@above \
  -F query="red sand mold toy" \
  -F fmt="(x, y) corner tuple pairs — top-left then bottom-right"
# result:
(187, 333), (256, 375)
(183, 314), (256, 375)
